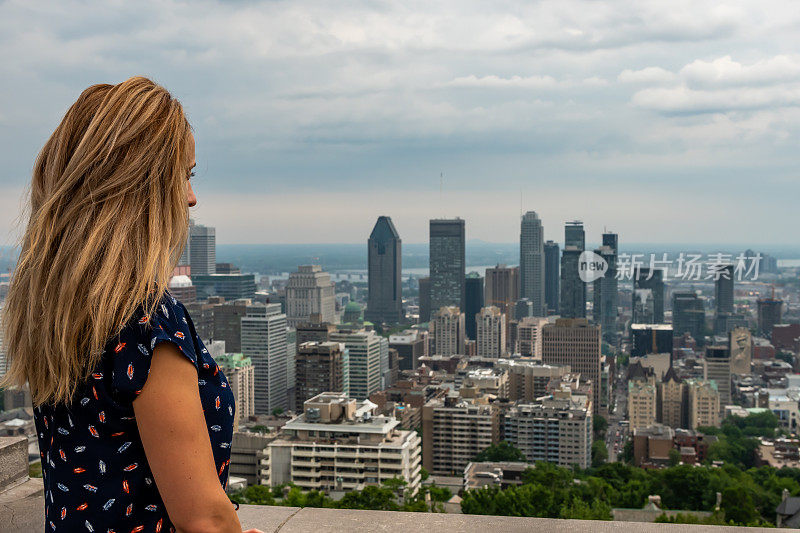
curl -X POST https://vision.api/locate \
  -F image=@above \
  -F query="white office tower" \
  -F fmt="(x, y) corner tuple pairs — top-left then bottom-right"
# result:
(519, 211), (546, 316)
(329, 329), (383, 400)
(286, 265), (336, 327)
(431, 306), (465, 356)
(189, 219), (216, 275)
(241, 303), (288, 414)
(476, 306), (506, 357)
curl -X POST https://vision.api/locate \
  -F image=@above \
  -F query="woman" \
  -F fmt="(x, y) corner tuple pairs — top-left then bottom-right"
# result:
(1, 77), (261, 533)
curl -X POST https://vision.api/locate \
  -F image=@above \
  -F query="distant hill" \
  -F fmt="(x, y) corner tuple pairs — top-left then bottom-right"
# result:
(218, 242), (800, 275)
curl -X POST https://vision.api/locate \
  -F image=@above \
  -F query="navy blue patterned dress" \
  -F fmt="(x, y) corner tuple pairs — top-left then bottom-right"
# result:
(33, 291), (235, 533)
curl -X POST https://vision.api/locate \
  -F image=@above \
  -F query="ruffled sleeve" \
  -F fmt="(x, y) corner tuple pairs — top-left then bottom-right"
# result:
(109, 292), (198, 404)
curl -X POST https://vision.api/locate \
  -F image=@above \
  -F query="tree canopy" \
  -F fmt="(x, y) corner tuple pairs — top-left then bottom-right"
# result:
(473, 441), (527, 463)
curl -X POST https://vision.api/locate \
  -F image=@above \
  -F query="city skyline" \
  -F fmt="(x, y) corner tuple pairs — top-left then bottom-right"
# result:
(3, 2), (800, 527)
(2, 1), (800, 245)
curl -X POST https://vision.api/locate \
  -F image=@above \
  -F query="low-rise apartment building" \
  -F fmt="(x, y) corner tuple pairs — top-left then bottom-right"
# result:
(504, 386), (593, 469)
(266, 393), (422, 495)
(422, 396), (500, 475)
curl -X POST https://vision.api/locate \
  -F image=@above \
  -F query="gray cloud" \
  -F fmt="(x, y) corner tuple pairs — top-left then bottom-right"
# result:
(1, 0), (799, 245)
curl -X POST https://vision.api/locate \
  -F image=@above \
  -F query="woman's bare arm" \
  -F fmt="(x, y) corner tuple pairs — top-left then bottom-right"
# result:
(134, 341), (243, 533)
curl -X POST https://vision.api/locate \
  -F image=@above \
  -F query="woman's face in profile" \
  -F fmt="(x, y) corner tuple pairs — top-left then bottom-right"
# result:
(187, 131), (197, 208)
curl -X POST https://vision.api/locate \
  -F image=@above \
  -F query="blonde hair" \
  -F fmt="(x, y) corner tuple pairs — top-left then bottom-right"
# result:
(1, 76), (192, 406)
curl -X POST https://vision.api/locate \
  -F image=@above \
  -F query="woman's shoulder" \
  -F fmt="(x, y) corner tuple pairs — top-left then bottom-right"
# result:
(104, 290), (199, 403)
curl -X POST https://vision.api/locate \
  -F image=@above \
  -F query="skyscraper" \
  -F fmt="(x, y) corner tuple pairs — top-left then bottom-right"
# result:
(485, 265), (519, 323)
(757, 297), (783, 337)
(431, 306), (465, 356)
(519, 211), (545, 316)
(516, 316), (547, 358)
(560, 221), (586, 319)
(544, 240), (560, 314)
(241, 303), (289, 414)
(715, 264), (734, 315)
(329, 329), (383, 400)
(418, 277), (431, 323)
(542, 318), (602, 413)
(672, 292), (706, 342)
(465, 272), (484, 341)
(286, 265), (336, 327)
(704, 345), (731, 410)
(476, 306), (506, 357)
(633, 267), (665, 324)
(593, 232), (618, 342)
(213, 299), (263, 353)
(365, 216), (403, 324)
(189, 219), (216, 276)
(429, 218), (466, 312)
(295, 341), (350, 407)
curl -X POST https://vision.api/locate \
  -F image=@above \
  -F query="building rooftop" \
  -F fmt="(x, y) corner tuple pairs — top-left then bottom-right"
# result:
(630, 323), (674, 331)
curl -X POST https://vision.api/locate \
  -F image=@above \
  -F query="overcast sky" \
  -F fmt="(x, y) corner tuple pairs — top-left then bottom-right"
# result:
(1, 0), (799, 246)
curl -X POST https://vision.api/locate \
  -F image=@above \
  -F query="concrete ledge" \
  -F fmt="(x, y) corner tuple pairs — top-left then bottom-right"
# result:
(236, 505), (790, 532)
(0, 499), (794, 532)
(0, 478), (44, 533)
(0, 437), (29, 491)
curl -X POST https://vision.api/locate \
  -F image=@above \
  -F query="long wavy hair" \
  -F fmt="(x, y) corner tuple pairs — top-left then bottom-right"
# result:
(1, 76), (193, 406)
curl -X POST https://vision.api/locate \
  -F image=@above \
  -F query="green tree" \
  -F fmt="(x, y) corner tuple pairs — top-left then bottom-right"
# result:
(668, 448), (681, 467)
(592, 440), (608, 468)
(593, 415), (608, 440)
(655, 512), (727, 525)
(243, 484), (275, 505)
(428, 485), (452, 503)
(473, 441), (527, 462)
(559, 496), (612, 520)
(338, 485), (399, 511)
(621, 439), (634, 464)
(721, 485), (760, 525)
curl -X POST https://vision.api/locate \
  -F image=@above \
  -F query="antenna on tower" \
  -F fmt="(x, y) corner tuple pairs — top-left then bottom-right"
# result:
(440, 172), (443, 207)
(520, 189), (523, 218)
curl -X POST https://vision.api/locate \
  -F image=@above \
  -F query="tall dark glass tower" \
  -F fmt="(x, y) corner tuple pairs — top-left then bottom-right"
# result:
(715, 264), (734, 315)
(520, 211), (545, 316)
(544, 240), (560, 314)
(633, 267), (665, 324)
(672, 292), (705, 343)
(465, 272), (484, 340)
(560, 221), (586, 318)
(418, 277), (431, 323)
(593, 232), (618, 342)
(429, 218), (466, 312)
(366, 216), (403, 324)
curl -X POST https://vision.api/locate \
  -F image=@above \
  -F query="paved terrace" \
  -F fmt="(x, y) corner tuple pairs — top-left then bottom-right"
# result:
(0, 436), (790, 532)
